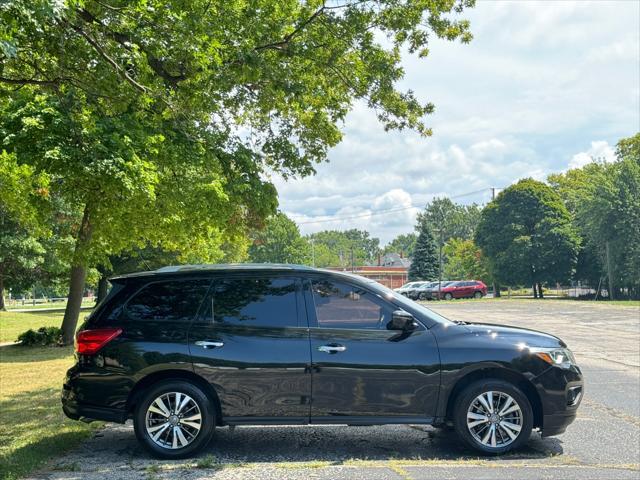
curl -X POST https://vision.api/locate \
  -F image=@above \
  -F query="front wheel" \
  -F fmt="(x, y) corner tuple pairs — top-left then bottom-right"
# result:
(134, 380), (215, 458)
(452, 380), (533, 454)
(474, 291), (483, 299)
(444, 292), (453, 300)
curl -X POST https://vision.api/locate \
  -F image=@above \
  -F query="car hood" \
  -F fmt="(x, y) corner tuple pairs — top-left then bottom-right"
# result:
(462, 322), (566, 349)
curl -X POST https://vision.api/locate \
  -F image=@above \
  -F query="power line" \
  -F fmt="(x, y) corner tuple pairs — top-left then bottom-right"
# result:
(295, 187), (497, 225)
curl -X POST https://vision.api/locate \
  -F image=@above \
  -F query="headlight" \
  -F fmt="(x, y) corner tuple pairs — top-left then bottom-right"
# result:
(529, 347), (576, 368)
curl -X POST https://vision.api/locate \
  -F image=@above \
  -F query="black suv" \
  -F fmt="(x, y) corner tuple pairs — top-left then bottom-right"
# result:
(62, 264), (583, 458)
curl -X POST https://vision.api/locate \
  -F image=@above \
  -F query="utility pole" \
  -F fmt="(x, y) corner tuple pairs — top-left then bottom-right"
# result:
(490, 187), (501, 297)
(605, 241), (614, 300)
(433, 226), (444, 300)
(438, 229), (443, 300)
(350, 246), (355, 273)
(310, 239), (315, 267)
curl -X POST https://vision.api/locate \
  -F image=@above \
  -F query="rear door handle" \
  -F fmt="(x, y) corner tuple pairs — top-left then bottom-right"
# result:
(318, 344), (346, 354)
(195, 340), (224, 349)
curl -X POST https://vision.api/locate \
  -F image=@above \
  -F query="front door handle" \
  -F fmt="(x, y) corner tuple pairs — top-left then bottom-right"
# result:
(318, 344), (346, 354)
(195, 340), (224, 349)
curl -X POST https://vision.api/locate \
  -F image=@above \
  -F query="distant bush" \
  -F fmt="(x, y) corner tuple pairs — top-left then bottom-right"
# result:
(17, 327), (63, 346)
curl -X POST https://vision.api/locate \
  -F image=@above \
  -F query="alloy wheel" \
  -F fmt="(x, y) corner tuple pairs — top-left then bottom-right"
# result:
(466, 391), (523, 448)
(145, 392), (202, 449)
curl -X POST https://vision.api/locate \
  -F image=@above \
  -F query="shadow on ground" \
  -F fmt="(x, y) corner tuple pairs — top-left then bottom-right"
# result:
(79, 422), (563, 468)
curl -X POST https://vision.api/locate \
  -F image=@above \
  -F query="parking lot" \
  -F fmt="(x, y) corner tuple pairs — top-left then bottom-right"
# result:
(30, 299), (639, 480)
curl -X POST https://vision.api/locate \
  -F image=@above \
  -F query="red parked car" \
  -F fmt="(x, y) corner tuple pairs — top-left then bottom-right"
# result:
(435, 280), (487, 300)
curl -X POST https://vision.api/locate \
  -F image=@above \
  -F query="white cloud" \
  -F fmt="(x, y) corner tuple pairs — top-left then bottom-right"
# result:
(568, 140), (617, 169)
(274, 0), (639, 246)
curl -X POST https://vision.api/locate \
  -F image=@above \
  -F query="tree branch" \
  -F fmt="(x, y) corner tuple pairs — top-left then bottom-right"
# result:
(76, 8), (186, 87)
(66, 20), (148, 93)
(255, 6), (326, 51)
(0, 76), (60, 87)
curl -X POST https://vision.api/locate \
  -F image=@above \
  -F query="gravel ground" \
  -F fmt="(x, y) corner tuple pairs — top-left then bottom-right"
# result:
(28, 299), (640, 480)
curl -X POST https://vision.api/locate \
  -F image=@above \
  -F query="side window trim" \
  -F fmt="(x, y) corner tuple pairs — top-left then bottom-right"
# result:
(302, 278), (318, 328)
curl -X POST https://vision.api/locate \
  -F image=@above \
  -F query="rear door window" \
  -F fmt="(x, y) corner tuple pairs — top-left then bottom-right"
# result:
(125, 279), (211, 323)
(210, 277), (299, 328)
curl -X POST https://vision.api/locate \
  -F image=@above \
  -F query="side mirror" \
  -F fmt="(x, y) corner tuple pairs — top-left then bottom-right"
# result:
(388, 310), (419, 331)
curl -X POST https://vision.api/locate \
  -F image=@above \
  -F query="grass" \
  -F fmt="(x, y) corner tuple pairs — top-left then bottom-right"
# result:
(5, 301), (95, 311)
(0, 330), (98, 479)
(0, 310), (91, 344)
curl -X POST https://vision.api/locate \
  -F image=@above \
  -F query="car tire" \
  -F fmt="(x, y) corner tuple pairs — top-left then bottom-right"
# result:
(134, 380), (215, 459)
(474, 291), (483, 299)
(452, 379), (533, 455)
(444, 293), (453, 300)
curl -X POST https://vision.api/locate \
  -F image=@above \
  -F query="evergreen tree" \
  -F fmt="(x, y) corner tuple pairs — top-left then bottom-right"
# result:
(408, 221), (439, 281)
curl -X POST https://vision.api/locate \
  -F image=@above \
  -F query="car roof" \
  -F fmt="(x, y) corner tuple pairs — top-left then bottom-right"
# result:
(110, 263), (374, 284)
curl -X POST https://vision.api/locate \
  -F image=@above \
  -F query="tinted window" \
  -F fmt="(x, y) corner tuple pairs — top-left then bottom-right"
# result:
(311, 280), (391, 330)
(92, 281), (134, 325)
(125, 279), (211, 323)
(212, 277), (298, 328)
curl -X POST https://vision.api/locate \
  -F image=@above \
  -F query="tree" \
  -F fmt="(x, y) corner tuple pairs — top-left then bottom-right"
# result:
(418, 198), (481, 243)
(248, 212), (311, 264)
(1, 0), (475, 342)
(548, 163), (606, 288)
(383, 233), (417, 257)
(548, 133), (640, 299)
(443, 238), (491, 284)
(408, 220), (438, 281)
(475, 179), (580, 298)
(0, 213), (45, 310)
(307, 229), (381, 267)
(0, 152), (49, 309)
(1, 91), (267, 343)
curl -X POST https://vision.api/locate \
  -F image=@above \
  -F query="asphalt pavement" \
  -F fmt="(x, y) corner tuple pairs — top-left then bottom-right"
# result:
(28, 299), (640, 480)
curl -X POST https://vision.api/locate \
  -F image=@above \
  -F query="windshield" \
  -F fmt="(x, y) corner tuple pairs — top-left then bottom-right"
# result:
(366, 280), (455, 326)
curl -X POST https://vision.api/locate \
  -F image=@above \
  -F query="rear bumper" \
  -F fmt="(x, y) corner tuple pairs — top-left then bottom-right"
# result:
(62, 382), (127, 423)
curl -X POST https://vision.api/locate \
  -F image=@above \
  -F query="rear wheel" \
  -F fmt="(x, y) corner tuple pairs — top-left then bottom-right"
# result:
(452, 379), (533, 454)
(134, 380), (215, 458)
(474, 291), (483, 299)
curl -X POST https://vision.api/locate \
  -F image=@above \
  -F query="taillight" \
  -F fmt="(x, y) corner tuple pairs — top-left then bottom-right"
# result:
(75, 328), (123, 355)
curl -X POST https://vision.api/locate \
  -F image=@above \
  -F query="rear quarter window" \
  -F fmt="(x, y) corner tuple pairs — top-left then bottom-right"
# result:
(124, 279), (211, 323)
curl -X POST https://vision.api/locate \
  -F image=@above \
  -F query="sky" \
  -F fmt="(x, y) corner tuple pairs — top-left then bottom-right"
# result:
(273, 0), (640, 245)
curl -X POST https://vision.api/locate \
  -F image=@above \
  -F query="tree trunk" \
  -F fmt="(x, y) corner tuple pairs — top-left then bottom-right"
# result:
(0, 275), (6, 311)
(61, 265), (88, 344)
(533, 282), (538, 299)
(96, 271), (109, 305)
(493, 282), (501, 298)
(60, 205), (94, 345)
(538, 282), (544, 299)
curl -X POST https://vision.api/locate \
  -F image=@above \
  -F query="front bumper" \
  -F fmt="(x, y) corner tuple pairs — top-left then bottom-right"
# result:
(533, 364), (584, 437)
(542, 410), (578, 437)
